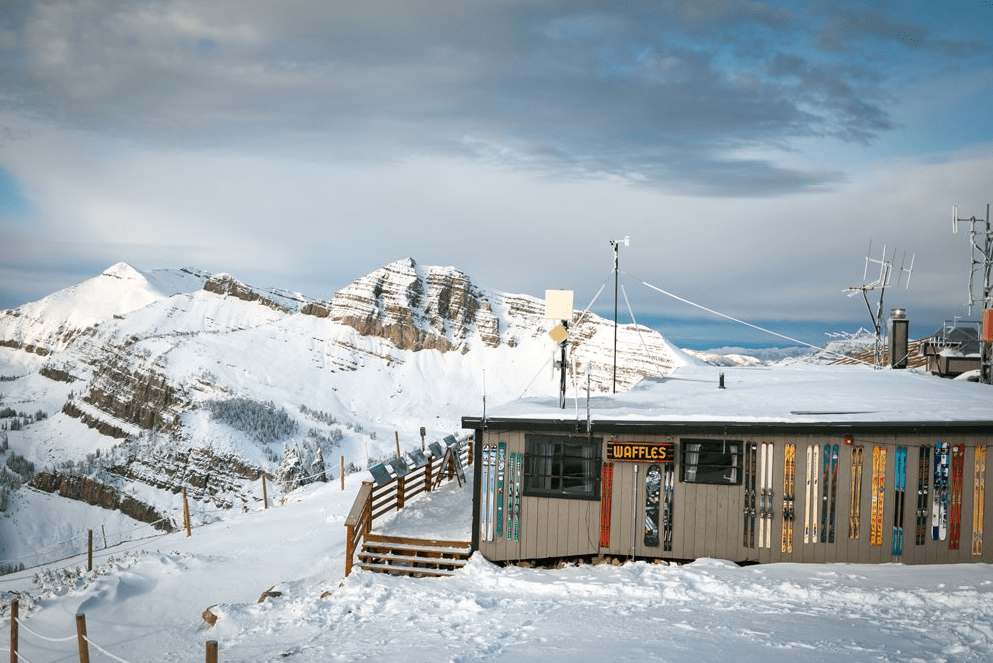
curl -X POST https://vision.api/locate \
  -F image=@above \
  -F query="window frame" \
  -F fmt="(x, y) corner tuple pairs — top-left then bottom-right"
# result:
(522, 434), (602, 501)
(679, 438), (744, 485)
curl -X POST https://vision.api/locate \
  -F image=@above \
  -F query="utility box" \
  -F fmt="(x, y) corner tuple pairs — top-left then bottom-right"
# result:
(889, 308), (909, 369)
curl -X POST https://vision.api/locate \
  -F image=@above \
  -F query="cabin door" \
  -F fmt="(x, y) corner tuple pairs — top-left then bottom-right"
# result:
(600, 442), (673, 557)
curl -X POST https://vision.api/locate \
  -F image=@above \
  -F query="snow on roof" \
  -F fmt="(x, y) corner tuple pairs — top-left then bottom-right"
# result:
(477, 363), (993, 426)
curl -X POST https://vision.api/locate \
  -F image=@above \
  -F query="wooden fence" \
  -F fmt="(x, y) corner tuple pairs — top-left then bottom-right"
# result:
(4, 600), (220, 662)
(344, 439), (473, 576)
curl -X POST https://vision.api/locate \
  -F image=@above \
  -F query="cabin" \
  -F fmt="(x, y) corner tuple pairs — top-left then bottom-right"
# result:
(461, 363), (992, 565)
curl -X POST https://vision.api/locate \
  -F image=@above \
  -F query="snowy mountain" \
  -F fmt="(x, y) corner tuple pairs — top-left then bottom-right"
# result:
(1, 263), (991, 663)
(0, 258), (694, 563)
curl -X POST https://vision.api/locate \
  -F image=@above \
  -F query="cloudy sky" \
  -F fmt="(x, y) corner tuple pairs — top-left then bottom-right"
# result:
(1, 1), (991, 348)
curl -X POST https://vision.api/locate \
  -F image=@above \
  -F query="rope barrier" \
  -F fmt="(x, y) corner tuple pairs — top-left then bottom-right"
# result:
(12, 650), (37, 663)
(83, 633), (135, 663)
(14, 617), (77, 643)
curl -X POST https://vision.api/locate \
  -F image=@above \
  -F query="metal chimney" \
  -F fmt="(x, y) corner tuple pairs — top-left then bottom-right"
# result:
(888, 308), (909, 369)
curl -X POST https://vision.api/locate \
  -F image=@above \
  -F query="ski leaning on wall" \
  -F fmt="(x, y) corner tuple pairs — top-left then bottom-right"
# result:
(932, 442), (949, 541)
(949, 444), (965, 550)
(849, 445), (864, 540)
(495, 441), (506, 538)
(506, 452), (522, 543)
(781, 443), (795, 554)
(744, 442), (757, 549)
(480, 445), (492, 542)
(892, 446), (907, 557)
(870, 446), (887, 547)
(824, 444), (838, 543)
(759, 442), (774, 549)
(662, 464), (675, 552)
(916, 445), (931, 547)
(819, 445), (830, 543)
(600, 462), (614, 548)
(805, 444), (819, 544)
(974, 445), (987, 557)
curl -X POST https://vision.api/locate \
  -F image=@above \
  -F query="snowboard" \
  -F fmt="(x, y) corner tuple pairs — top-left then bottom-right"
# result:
(644, 464), (661, 547)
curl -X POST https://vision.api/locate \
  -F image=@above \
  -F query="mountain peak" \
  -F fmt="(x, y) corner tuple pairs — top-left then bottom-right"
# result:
(101, 262), (144, 280)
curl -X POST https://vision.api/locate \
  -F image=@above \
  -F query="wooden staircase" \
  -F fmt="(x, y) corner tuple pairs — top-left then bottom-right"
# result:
(357, 534), (472, 577)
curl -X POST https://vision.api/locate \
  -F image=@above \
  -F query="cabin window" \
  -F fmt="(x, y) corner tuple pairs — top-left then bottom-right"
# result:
(680, 439), (743, 485)
(523, 435), (601, 500)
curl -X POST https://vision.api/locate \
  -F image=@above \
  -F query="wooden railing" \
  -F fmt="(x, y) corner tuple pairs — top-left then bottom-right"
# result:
(344, 439), (473, 576)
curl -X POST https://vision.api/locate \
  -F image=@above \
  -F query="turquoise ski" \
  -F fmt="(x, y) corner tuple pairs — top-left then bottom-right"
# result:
(892, 446), (907, 556)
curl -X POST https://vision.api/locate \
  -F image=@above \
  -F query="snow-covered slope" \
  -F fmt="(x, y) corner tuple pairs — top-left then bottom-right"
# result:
(0, 258), (692, 565)
(0, 472), (990, 663)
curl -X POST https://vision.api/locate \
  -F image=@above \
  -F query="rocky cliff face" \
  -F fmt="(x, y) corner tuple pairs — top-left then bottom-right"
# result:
(327, 258), (505, 352)
(1, 258), (691, 550)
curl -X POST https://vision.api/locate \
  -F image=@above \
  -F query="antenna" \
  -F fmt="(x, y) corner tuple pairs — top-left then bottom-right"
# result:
(844, 241), (914, 368)
(951, 203), (993, 383)
(609, 235), (630, 393)
(545, 289), (574, 409)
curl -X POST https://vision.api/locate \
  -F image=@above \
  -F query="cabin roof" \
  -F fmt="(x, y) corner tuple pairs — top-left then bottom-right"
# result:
(462, 363), (993, 432)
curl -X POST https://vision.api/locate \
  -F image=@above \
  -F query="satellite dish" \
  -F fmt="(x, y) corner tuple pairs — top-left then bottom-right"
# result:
(544, 289), (574, 321)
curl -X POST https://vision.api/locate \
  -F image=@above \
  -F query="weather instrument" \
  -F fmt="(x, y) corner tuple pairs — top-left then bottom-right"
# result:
(844, 242), (914, 368)
(545, 289), (574, 409)
(609, 236), (630, 393)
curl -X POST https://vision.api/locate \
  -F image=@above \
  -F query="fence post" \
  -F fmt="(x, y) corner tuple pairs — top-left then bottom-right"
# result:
(395, 431), (401, 460)
(425, 456), (433, 492)
(9, 599), (17, 663)
(262, 475), (269, 510)
(183, 487), (192, 537)
(396, 476), (405, 510)
(206, 639), (218, 663)
(87, 529), (93, 572)
(345, 523), (354, 576)
(76, 613), (90, 663)
(340, 456), (345, 491)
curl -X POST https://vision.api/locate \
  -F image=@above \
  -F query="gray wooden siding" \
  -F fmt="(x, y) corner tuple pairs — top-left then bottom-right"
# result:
(476, 430), (992, 565)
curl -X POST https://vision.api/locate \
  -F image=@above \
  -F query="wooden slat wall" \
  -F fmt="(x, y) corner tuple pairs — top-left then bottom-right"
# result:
(476, 430), (992, 565)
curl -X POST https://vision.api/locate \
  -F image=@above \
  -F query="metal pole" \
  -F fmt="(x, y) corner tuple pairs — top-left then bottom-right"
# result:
(979, 203), (993, 384)
(613, 241), (619, 393)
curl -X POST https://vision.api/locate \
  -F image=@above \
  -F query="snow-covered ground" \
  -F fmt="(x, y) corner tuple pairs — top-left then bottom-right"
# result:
(1, 469), (991, 663)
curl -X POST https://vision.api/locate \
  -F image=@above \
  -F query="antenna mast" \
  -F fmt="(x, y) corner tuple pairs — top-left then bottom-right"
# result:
(952, 203), (993, 383)
(845, 242), (914, 368)
(609, 236), (629, 393)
